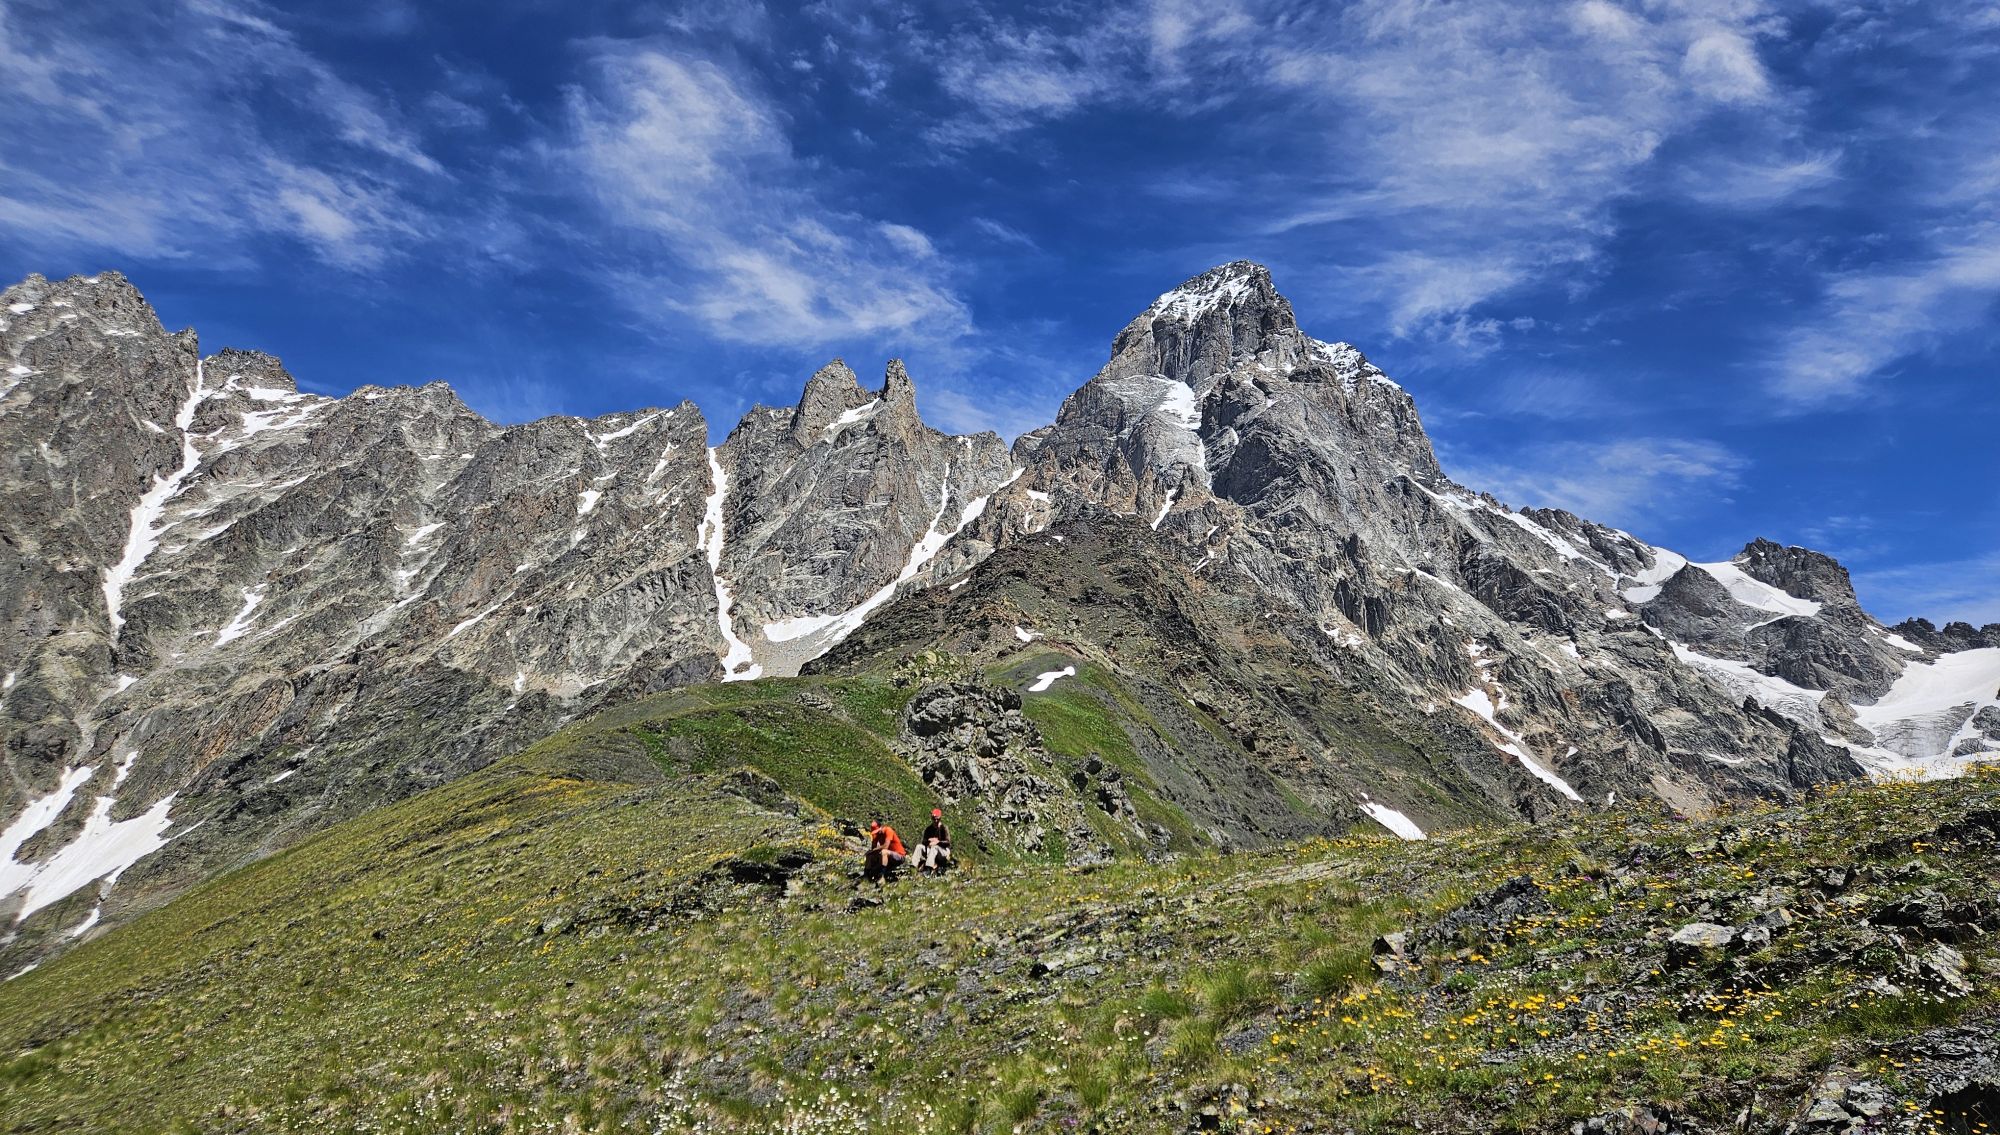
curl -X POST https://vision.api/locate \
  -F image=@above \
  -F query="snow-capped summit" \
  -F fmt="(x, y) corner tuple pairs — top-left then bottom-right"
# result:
(1146, 260), (1278, 324)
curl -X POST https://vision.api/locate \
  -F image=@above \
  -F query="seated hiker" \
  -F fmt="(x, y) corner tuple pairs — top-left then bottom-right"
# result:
(864, 819), (905, 882)
(912, 807), (952, 874)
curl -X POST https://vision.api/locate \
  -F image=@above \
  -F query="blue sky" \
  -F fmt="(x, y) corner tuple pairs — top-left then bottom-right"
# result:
(2, 0), (1995, 624)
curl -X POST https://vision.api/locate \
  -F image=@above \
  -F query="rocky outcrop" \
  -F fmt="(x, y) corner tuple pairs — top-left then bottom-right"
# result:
(900, 683), (1056, 821)
(896, 682), (1122, 861)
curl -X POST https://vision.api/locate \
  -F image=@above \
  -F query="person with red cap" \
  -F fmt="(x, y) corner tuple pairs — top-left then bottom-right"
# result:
(913, 807), (952, 874)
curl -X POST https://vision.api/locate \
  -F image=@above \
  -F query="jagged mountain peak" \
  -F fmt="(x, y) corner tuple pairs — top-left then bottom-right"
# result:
(881, 357), (919, 416)
(1108, 260), (1301, 388)
(344, 379), (481, 420)
(4, 268), (144, 305)
(1, 269), (169, 345)
(791, 357), (871, 443)
(1146, 260), (1281, 322)
(1733, 536), (1860, 608)
(206, 348), (298, 396)
(1891, 617), (2000, 652)
(781, 357), (934, 448)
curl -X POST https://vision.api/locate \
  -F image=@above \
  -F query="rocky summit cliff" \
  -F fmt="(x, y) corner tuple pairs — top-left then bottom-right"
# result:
(2, 263), (1996, 965)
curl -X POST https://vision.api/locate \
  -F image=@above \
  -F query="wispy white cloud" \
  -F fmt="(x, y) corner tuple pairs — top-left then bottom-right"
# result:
(1767, 224), (2000, 406)
(1680, 25), (1775, 103)
(968, 217), (1037, 249)
(186, 0), (441, 175)
(1758, 81), (2000, 407)
(1676, 149), (1843, 208)
(1444, 437), (1749, 528)
(1749, 5), (2000, 406)
(1250, 0), (1792, 337)
(563, 46), (969, 348)
(898, 0), (1802, 347)
(1853, 551), (2000, 627)
(924, 13), (1141, 146)
(0, 0), (439, 268)
(1428, 367), (1645, 424)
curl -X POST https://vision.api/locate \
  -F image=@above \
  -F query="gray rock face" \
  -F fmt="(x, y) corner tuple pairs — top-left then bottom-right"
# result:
(1891, 617), (2000, 653)
(0, 272), (1013, 948)
(0, 262), (1987, 960)
(711, 358), (1016, 676)
(976, 263), (1902, 814)
(1735, 537), (1861, 605)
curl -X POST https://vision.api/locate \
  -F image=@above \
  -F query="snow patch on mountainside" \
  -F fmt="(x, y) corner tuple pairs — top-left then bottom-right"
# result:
(1305, 338), (1399, 390)
(1027, 666), (1075, 692)
(1360, 797), (1425, 840)
(1620, 547), (1689, 604)
(1495, 508), (1610, 573)
(102, 359), (214, 634)
(762, 464), (999, 665)
(0, 767), (95, 903)
(825, 400), (882, 437)
(214, 584), (266, 646)
(446, 602), (503, 640)
(0, 754), (184, 924)
(1454, 644), (1583, 803)
(1099, 374), (1209, 482)
(1151, 272), (1253, 323)
(1157, 380), (1200, 432)
(229, 398), (324, 444)
(1696, 561), (1823, 619)
(698, 448), (762, 682)
(586, 411), (662, 450)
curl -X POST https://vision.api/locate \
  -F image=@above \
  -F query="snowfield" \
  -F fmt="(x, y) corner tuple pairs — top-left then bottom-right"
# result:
(1852, 648), (2000, 776)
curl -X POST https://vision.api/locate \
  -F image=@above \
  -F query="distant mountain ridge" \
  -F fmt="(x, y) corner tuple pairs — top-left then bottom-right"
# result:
(2, 263), (1996, 967)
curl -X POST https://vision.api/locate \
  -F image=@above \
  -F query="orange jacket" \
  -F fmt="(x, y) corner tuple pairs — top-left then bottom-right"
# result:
(871, 825), (905, 855)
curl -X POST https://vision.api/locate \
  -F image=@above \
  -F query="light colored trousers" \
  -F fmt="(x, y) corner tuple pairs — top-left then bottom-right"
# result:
(912, 842), (951, 870)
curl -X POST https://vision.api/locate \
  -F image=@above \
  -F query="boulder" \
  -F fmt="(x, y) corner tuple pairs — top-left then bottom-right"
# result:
(1666, 922), (1737, 967)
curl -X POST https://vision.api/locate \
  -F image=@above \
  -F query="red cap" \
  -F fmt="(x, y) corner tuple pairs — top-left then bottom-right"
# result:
(931, 808), (942, 818)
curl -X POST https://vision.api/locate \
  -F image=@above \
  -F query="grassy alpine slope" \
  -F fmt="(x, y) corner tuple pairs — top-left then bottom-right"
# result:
(1, 674), (1997, 1134)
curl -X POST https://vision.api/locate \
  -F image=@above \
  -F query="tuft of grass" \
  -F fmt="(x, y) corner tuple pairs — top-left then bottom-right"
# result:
(1139, 984), (1197, 1022)
(1166, 1016), (1221, 1071)
(1300, 945), (1377, 1000)
(1203, 962), (1276, 1022)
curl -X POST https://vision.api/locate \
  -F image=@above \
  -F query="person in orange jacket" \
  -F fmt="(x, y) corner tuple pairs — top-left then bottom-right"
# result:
(864, 818), (905, 882)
